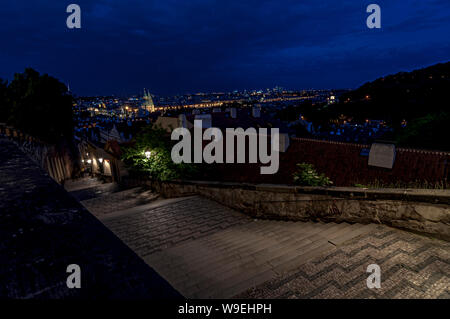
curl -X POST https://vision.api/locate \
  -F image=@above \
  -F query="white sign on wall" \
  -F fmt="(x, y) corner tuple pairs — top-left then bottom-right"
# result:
(368, 143), (396, 169)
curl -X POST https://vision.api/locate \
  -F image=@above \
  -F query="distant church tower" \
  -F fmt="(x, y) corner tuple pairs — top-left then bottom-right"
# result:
(142, 89), (155, 113)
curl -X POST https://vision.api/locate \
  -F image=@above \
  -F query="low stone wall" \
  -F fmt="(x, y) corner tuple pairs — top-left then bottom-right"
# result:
(145, 179), (450, 240)
(0, 124), (76, 183)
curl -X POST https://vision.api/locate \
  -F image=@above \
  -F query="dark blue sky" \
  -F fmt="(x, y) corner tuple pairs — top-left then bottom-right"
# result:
(1, 0), (449, 96)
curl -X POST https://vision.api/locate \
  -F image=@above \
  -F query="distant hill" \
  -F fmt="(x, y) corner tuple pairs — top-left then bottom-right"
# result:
(329, 61), (450, 123)
(320, 62), (450, 151)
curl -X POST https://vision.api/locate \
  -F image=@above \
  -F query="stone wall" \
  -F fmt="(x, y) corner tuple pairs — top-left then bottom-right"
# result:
(0, 124), (77, 183)
(145, 179), (450, 240)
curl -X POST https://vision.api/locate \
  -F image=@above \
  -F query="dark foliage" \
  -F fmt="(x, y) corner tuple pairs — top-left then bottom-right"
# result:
(300, 62), (450, 151)
(331, 62), (450, 124)
(395, 112), (450, 151)
(3, 68), (74, 143)
(0, 79), (8, 123)
(122, 125), (201, 181)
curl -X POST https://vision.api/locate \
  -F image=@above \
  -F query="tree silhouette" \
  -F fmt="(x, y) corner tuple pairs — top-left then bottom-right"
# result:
(395, 112), (450, 151)
(7, 68), (74, 143)
(0, 79), (8, 123)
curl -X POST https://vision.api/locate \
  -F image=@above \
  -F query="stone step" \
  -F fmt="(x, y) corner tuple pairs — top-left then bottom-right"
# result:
(152, 221), (299, 267)
(194, 267), (278, 299)
(170, 224), (333, 284)
(272, 240), (336, 275)
(319, 222), (357, 241)
(154, 226), (326, 281)
(63, 177), (105, 192)
(269, 224), (365, 275)
(180, 234), (324, 294)
(262, 233), (327, 270)
(80, 187), (144, 203)
(100, 196), (196, 222)
(199, 220), (297, 243)
(68, 182), (120, 201)
(173, 235), (312, 289)
(177, 226), (334, 293)
(190, 221), (317, 256)
(304, 222), (353, 242)
(328, 223), (378, 246)
(155, 222), (331, 272)
(191, 237), (335, 298)
(170, 220), (332, 259)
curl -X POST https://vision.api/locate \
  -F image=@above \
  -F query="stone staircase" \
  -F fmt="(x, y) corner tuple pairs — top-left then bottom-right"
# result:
(65, 177), (120, 201)
(80, 187), (158, 218)
(65, 181), (379, 299)
(65, 178), (159, 218)
(144, 219), (377, 298)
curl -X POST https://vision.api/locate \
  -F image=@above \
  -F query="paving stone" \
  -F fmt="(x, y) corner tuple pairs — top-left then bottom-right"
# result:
(102, 196), (252, 256)
(236, 227), (450, 299)
(79, 188), (159, 218)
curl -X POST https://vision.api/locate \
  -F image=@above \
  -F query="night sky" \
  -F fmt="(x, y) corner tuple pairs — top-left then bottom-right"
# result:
(1, 0), (449, 96)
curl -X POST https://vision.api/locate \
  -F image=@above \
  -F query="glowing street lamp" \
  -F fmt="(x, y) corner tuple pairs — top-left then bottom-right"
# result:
(87, 159), (92, 164)
(99, 158), (103, 163)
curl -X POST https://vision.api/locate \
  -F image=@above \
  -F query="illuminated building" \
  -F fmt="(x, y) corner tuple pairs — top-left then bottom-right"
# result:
(142, 88), (155, 113)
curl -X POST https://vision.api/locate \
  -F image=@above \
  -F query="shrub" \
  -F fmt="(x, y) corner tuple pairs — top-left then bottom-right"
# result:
(293, 163), (333, 187)
(121, 125), (199, 181)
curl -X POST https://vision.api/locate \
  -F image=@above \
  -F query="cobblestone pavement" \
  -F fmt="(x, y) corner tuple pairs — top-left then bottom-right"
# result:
(236, 226), (450, 299)
(64, 177), (107, 192)
(65, 178), (120, 201)
(103, 196), (252, 256)
(80, 187), (159, 218)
